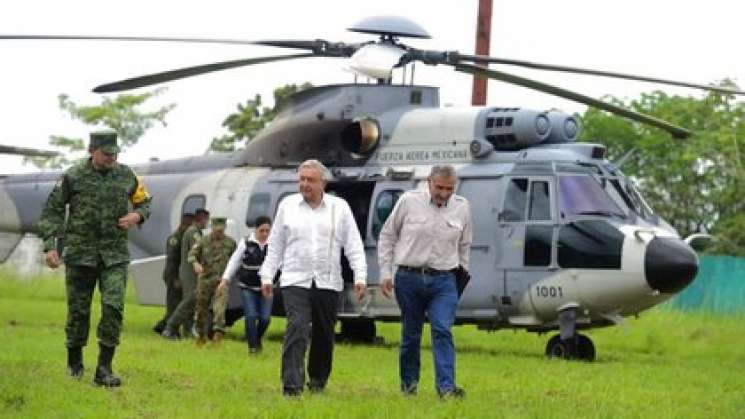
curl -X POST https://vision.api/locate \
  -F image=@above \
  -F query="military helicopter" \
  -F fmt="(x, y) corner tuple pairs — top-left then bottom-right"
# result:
(0, 15), (736, 361)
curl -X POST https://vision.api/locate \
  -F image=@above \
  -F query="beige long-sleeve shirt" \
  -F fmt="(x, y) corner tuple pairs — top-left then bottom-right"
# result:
(377, 188), (472, 281)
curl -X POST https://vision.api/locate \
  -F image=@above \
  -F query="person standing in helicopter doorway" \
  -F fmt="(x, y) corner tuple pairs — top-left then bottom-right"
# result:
(38, 130), (152, 387)
(219, 215), (274, 354)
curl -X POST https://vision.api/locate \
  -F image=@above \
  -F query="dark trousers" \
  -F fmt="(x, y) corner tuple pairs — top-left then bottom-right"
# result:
(281, 285), (340, 392)
(155, 277), (182, 330)
(65, 263), (128, 348)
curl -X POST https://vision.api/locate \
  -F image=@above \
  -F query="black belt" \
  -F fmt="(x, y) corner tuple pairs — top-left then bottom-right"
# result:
(399, 265), (453, 276)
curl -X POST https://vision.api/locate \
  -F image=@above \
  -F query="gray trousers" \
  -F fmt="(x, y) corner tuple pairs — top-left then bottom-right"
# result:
(281, 285), (340, 392)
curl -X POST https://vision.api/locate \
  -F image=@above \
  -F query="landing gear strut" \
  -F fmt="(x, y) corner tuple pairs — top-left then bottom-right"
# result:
(545, 308), (596, 361)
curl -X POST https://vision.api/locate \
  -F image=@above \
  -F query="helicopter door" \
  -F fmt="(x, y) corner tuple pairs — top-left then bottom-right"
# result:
(496, 177), (556, 314)
(367, 180), (416, 286)
(455, 179), (502, 314)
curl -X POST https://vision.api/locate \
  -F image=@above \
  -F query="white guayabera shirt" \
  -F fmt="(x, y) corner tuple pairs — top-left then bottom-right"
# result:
(259, 193), (367, 291)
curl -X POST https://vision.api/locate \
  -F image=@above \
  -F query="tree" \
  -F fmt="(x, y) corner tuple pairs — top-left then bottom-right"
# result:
(25, 88), (176, 169)
(579, 80), (744, 255)
(210, 83), (313, 152)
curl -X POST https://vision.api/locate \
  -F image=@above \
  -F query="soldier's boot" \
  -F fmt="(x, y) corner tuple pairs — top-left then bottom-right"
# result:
(195, 335), (207, 347)
(211, 330), (224, 345)
(93, 344), (122, 388)
(67, 347), (84, 379)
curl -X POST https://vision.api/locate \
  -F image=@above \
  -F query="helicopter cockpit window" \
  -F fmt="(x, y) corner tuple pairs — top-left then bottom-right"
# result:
(558, 175), (625, 219)
(182, 194), (206, 217)
(246, 193), (271, 227)
(625, 182), (655, 220)
(372, 189), (404, 240)
(528, 181), (551, 221)
(501, 178), (528, 221)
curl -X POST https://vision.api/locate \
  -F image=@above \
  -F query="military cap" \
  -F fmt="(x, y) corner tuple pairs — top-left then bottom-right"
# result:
(182, 212), (195, 218)
(195, 208), (210, 216)
(211, 217), (227, 228)
(89, 130), (120, 154)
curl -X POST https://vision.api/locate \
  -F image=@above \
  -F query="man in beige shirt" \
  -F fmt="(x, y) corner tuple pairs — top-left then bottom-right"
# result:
(378, 164), (472, 398)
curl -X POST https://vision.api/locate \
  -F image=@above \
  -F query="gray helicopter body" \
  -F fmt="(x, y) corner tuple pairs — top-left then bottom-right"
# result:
(0, 15), (713, 359)
(0, 83), (699, 359)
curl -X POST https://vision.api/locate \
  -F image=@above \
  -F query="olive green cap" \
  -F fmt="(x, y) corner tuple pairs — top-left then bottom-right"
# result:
(89, 130), (120, 154)
(211, 217), (227, 228)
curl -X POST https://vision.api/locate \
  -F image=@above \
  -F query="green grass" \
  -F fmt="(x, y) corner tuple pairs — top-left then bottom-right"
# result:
(1, 269), (744, 419)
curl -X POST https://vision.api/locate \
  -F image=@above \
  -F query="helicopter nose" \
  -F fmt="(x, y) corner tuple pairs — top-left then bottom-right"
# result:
(644, 237), (698, 294)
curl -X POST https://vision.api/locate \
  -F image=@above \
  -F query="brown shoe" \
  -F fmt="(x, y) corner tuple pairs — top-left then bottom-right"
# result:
(195, 336), (207, 347)
(211, 331), (224, 344)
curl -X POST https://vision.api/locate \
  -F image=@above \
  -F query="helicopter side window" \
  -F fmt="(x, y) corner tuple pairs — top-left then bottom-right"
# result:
(246, 193), (271, 227)
(528, 181), (551, 221)
(182, 194), (206, 216)
(501, 178), (528, 221)
(372, 189), (404, 240)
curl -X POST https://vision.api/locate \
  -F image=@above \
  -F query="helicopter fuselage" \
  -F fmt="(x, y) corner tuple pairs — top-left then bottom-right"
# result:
(0, 84), (698, 356)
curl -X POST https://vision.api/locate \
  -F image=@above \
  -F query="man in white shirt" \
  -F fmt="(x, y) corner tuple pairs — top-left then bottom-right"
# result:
(260, 159), (367, 397)
(378, 164), (472, 399)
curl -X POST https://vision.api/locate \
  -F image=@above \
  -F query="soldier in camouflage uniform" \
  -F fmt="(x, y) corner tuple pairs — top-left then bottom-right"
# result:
(38, 131), (151, 388)
(189, 217), (236, 345)
(152, 212), (194, 334)
(162, 209), (210, 339)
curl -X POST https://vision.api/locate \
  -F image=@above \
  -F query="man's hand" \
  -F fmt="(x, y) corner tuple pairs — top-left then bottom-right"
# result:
(380, 278), (394, 299)
(354, 283), (367, 302)
(193, 262), (204, 275)
(118, 212), (142, 230)
(173, 278), (182, 290)
(261, 283), (273, 298)
(44, 250), (61, 269)
(217, 279), (229, 292)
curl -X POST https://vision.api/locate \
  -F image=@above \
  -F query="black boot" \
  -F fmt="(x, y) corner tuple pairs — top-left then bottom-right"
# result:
(93, 344), (122, 387)
(67, 347), (84, 379)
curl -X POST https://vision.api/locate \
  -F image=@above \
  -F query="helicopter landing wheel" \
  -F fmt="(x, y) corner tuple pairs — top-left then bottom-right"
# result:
(545, 334), (596, 362)
(575, 334), (596, 361)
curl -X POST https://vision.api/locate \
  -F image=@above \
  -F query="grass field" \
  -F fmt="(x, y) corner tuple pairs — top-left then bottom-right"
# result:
(1, 269), (744, 419)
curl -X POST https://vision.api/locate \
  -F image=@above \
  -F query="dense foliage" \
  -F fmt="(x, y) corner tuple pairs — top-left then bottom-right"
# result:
(25, 89), (175, 169)
(209, 83), (313, 152)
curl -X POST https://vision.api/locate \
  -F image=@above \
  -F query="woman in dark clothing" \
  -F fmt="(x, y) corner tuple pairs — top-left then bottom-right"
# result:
(220, 216), (273, 353)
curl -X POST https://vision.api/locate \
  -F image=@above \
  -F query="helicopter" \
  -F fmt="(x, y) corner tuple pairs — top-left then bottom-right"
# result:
(0, 15), (736, 361)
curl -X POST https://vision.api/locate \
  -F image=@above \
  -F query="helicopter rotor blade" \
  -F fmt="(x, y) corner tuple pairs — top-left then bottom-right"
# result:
(93, 53), (315, 93)
(0, 34), (263, 46)
(455, 53), (745, 96)
(0, 145), (59, 158)
(455, 63), (692, 139)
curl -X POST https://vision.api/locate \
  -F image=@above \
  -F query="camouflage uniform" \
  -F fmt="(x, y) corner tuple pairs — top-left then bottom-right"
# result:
(190, 229), (236, 337)
(38, 156), (151, 349)
(153, 224), (188, 332)
(165, 223), (203, 334)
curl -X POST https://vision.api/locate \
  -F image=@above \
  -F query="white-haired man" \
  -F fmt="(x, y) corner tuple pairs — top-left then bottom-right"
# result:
(260, 159), (367, 397)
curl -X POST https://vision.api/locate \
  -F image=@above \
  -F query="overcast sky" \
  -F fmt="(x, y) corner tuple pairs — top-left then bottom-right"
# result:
(1, 0), (743, 173)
